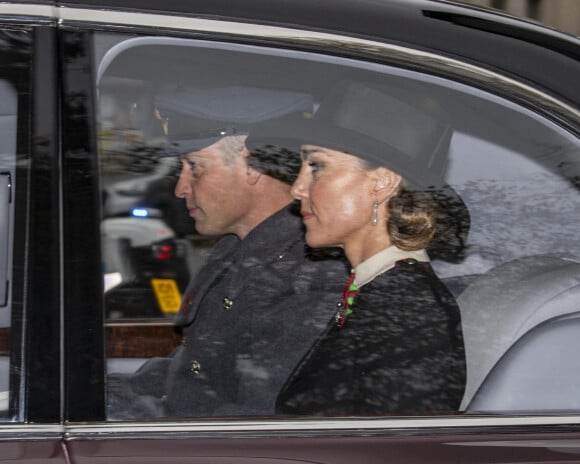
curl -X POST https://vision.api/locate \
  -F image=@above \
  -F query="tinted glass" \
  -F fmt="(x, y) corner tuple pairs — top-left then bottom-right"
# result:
(0, 25), (32, 421)
(95, 33), (580, 419)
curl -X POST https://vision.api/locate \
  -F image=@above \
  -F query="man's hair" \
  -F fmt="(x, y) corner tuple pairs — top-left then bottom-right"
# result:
(216, 135), (247, 164)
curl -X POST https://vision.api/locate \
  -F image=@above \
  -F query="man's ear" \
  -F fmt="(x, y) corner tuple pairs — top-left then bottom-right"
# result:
(246, 167), (262, 185)
(371, 167), (402, 203)
(243, 149), (262, 185)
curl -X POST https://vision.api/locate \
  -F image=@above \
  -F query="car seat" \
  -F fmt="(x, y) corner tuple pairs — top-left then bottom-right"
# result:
(468, 311), (580, 411)
(457, 254), (580, 411)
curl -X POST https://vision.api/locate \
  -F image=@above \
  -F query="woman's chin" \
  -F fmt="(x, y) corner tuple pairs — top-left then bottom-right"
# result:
(305, 231), (335, 249)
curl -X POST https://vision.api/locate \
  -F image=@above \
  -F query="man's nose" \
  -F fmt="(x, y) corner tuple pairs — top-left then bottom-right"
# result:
(174, 168), (192, 198)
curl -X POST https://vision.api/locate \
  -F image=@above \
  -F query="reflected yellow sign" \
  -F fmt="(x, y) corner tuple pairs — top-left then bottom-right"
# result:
(151, 278), (182, 313)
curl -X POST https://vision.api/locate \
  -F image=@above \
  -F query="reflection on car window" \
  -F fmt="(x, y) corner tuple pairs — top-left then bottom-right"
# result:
(96, 33), (580, 420)
(0, 26), (32, 422)
(98, 74), (202, 321)
(0, 78), (15, 420)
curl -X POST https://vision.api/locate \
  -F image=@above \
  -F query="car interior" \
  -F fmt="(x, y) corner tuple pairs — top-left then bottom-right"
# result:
(10, 31), (571, 418)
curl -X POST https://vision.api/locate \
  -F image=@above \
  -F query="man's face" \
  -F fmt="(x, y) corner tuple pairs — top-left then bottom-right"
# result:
(174, 140), (252, 237)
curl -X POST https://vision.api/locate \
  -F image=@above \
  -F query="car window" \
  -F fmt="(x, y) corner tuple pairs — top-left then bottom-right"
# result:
(95, 32), (580, 419)
(0, 25), (32, 422)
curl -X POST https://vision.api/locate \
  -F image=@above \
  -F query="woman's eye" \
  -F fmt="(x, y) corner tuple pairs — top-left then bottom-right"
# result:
(308, 161), (322, 172)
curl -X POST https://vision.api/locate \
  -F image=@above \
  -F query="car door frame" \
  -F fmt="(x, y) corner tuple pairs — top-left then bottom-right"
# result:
(0, 8), (65, 463)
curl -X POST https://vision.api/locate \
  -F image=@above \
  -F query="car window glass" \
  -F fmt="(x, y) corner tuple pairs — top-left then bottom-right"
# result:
(95, 33), (580, 419)
(0, 78), (15, 421)
(0, 26), (32, 422)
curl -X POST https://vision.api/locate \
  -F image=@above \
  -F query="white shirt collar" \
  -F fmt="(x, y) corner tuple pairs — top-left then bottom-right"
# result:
(354, 246), (430, 288)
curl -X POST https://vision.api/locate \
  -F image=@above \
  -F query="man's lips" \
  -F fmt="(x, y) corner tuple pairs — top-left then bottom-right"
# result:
(301, 211), (313, 221)
(187, 206), (199, 217)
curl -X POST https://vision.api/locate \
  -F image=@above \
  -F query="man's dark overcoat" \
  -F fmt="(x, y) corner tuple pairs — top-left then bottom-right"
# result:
(109, 205), (347, 417)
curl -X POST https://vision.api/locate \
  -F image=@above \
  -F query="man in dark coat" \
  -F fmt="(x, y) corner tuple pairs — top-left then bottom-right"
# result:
(107, 87), (346, 418)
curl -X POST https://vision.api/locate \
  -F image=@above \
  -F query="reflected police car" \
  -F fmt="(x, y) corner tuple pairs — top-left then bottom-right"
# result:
(102, 208), (191, 319)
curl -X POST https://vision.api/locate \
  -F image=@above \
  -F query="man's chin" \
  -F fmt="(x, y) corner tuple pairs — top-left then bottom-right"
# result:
(194, 221), (225, 237)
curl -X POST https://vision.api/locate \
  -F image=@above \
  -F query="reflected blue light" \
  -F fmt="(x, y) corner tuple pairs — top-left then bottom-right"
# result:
(131, 208), (148, 217)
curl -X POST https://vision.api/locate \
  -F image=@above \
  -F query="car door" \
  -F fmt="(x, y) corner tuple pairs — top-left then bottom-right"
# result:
(0, 7), (65, 463)
(51, 2), (580, 463)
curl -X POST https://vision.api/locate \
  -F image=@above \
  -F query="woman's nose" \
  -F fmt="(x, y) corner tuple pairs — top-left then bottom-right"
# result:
(290, 171), (308, 200)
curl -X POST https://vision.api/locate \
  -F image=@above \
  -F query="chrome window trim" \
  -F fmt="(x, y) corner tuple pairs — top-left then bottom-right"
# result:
(1, 3), (579, 134)
(0, 424), (63, 440)
(65, 416), (580, 438)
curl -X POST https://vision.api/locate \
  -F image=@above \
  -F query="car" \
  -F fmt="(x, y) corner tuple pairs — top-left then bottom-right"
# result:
(0, 0), (579, 462)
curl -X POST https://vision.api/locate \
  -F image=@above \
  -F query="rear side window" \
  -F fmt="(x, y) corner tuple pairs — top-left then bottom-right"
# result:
(0, 81), (15, 312)
(95, 33), (580, 420)
(0, 25), (32, 422)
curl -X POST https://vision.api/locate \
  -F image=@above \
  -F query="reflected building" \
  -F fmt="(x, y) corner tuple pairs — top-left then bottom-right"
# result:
(462, 0), (580, 36)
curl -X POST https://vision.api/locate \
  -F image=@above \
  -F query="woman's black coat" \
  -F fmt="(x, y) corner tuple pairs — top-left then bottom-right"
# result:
(277, 259), (466, 416)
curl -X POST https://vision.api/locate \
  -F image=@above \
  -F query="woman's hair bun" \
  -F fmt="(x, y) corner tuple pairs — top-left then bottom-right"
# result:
(387, 188), (437, 250)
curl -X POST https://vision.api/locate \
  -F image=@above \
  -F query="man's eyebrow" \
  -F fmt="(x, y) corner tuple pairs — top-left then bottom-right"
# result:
(181, 153), (199, 164)
(300, 148), (318, 160)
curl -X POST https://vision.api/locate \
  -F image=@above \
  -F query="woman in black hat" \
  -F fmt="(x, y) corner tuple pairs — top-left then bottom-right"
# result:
(273, 81), (466, 416)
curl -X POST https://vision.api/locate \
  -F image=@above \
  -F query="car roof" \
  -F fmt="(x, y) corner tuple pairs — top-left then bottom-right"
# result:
(14, 0), (580, 106)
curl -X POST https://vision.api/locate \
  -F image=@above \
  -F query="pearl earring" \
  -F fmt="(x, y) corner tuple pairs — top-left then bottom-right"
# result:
(371, 200), (379, 226)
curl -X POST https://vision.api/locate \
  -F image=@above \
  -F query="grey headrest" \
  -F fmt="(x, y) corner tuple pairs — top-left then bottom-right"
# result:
(468, 312), (580, 411)
(0, 80), (17, 156)
(458, 254), (580, 410)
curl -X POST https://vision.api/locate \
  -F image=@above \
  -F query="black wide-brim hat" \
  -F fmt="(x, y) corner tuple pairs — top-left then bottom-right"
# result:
(247, 79), (469, 262)
(246, 79), (453, 189)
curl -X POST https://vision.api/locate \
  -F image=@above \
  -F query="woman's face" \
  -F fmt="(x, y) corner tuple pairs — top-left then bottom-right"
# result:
(290, 145), (399, 262)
